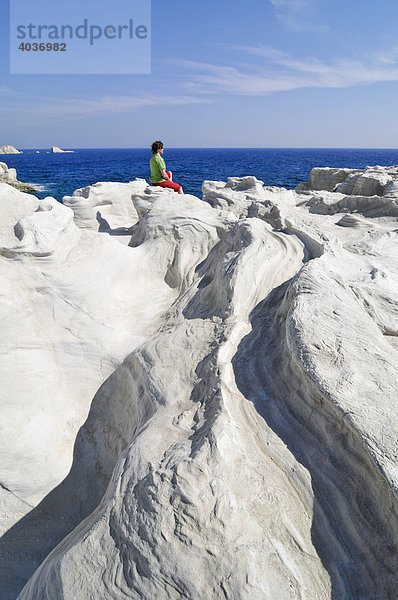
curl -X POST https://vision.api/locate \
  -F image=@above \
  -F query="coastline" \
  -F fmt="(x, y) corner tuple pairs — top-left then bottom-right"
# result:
(3, 147), (398, 202)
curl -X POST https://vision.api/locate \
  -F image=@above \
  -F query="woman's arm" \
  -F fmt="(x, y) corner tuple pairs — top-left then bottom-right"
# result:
(160, 168), (171, 181)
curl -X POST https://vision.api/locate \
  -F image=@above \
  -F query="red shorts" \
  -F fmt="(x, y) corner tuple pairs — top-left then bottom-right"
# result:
(152, 171), (181, 192)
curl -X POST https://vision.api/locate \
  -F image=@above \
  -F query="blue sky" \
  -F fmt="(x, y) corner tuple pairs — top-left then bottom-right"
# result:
(0, 0), (398, 148)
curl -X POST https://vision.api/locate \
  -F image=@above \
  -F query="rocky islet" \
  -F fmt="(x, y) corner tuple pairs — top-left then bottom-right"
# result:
(0, 145), (22, 154)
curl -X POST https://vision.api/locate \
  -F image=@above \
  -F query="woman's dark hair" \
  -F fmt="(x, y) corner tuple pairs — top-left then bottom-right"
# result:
(151, 140), (163, 154)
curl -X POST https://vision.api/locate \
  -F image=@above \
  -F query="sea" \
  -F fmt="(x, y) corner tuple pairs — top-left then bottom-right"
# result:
(3, 148), (398, 202)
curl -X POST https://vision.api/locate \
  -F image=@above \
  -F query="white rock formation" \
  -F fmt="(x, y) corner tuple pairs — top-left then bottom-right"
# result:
(1, 165), (398, 600)
(62, 181), (146, 244)
(51, 146), (75, 153)
(0, 161), (37, 192)
(0, 161), (17, 183)
(202, 175), (297, 229)
(297, 163), (398, 195)
(0, 144), (22, 154)
(296, 164), (398, 217)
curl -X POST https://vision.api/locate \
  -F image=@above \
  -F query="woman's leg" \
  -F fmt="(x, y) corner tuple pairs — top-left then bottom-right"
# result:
(153, 180), (182, 192)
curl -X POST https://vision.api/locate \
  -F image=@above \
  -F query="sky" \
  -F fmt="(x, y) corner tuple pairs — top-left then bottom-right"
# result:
(0, 0), (398, 148)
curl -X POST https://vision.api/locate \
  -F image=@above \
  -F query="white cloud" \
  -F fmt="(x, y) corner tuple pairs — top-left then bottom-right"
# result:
(175, 47), (398, 96)
(269, 0), (327, 32)
(0, 93), (211, 123)
(270, 0), (310, 10)
(374, 46), (398, 65)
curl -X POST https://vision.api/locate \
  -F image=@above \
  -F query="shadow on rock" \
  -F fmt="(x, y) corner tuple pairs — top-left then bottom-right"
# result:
(0, 360), (140, 600)
(232, 281), (398, 600)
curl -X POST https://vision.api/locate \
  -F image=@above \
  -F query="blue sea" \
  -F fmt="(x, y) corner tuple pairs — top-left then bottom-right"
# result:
(3, 148), (398, 202)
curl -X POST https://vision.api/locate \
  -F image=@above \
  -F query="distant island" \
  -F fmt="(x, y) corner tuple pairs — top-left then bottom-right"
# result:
(51, 146), (75, 153)
(0, 144), (76, 155)
(0, 144), (22, 154)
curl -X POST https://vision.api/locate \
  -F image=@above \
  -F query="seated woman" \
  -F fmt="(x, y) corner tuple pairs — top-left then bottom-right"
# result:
(150, 141), (183, 194)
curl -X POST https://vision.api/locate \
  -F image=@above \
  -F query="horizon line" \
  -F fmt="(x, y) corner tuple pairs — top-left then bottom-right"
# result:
(11, 146), (398, 151)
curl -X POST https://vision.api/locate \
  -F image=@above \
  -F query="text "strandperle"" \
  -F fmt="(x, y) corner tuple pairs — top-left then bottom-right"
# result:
(16, 19), (148, 46)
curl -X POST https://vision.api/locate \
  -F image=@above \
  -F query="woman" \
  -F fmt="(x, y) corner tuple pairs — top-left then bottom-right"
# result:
(149, 141), (183, 194)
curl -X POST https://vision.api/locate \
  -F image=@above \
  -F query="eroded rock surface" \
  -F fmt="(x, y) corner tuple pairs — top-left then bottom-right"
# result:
(1, 165), (398, 600)
(0, 162), (38, 193)
(63, 181), (146, 243)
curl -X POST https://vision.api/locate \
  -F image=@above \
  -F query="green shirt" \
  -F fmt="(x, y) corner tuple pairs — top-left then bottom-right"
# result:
(150, 153), (166, 183)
